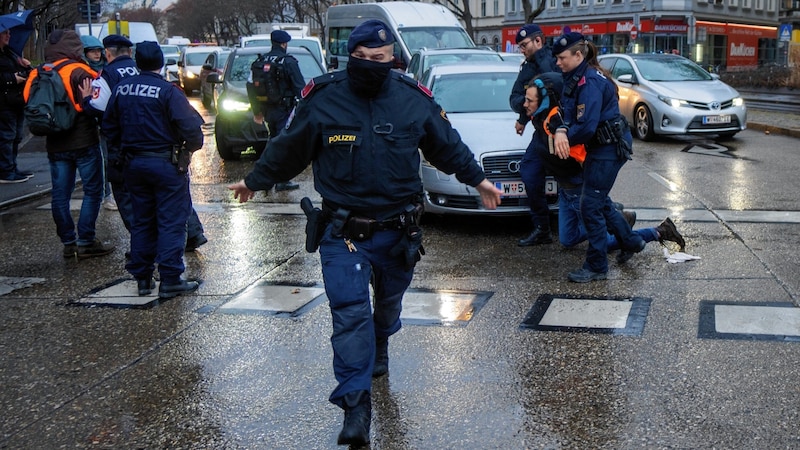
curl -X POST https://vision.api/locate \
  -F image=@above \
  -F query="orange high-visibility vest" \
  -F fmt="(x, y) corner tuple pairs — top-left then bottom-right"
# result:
(543, 107), (586, 164)
(23, 58), (98, 112)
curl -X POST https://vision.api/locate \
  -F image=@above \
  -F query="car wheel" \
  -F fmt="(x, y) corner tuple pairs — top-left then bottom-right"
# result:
(215, 121), (241, 161)
(634, 104), (655, 141)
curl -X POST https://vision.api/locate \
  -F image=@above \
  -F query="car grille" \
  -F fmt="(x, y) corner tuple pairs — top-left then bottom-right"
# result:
(687, 115), (742, 131)
(686, 99), (735, 110)
(482, 153), (524, 178)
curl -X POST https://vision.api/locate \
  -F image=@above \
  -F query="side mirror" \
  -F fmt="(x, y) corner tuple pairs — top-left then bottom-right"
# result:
(166, 58), (177, 66)
(206, 73), (221, 84)
(202, 63), (213, 71)
(328, 56), (339, 71)
(177, 60), (184, 67)
(617, 73), (636, 84)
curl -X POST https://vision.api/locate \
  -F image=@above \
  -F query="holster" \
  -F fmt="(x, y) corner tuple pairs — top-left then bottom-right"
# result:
(594, 116), (632, 160)
(300, 197), (327, 253)
(390, 225), (425, 271)
(171, 144), (192, 173)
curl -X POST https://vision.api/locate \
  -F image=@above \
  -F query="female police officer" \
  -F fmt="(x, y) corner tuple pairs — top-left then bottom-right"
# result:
(229, 19), (503, 446)
(551, 32), (646, 283)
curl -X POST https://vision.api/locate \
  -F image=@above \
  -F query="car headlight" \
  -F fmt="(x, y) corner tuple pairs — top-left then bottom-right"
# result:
(221, 98), (251, 112)
(732, 97), (744, 107)
(658, 95), (687, 108)
(186, 72), (197, 79)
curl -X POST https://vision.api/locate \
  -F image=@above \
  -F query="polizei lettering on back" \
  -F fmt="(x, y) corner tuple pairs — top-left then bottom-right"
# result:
(115, 83), (162, 98)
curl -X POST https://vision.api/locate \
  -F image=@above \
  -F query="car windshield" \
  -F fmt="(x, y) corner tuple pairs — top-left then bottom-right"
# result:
(423, 53), (502, 73)
(244, 39), (271, 48)
(399, 27), (474, 53)
(635, 58), (713, 82)
(216, 52), (231, 69)
(161, 45), (180, 55)
(227, 52), (323, 87)
(187, 52), (210, 65)
(430, 71), (516, 113)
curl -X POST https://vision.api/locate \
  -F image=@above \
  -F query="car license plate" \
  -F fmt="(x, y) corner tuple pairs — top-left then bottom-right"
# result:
(494, 178), (559, 197)
(545, 177), (558, 195)
(495, 181), (526, 197)
(703, 115), (731, 124)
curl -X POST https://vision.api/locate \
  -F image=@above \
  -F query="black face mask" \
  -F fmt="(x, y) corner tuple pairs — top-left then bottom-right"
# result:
(347, 57), (393, 98)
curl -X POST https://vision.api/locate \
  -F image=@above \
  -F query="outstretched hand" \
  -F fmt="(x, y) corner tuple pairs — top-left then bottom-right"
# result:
(228, 180), (256, 203)
(475, 179), (503, 210)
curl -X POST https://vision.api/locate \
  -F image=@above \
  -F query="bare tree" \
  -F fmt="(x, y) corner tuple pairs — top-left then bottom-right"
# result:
(522, 0), (547, 23)
(432, 0), (475, 39)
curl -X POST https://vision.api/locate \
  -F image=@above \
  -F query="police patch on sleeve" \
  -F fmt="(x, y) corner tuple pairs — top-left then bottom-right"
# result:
(576, 104), (585, 120)
(440, 109), (449, 122)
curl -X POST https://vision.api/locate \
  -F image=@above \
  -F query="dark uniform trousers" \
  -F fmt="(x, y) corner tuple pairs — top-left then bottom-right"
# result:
(124, 153), (191, 284)
(520, 138), (550, 228)
(319, 224), (413, 407)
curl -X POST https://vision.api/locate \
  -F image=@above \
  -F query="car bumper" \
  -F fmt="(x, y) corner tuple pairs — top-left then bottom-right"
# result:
(216, 111), (269, 147)
(652, 105), (747, 136)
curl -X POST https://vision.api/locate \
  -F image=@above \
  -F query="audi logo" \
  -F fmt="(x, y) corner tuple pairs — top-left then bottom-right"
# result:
(709, 101), (721, 111)
(507, 160), (521, 173)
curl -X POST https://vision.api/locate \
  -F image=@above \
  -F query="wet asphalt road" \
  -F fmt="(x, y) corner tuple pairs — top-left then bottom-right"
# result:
(1, 98), (800, 448)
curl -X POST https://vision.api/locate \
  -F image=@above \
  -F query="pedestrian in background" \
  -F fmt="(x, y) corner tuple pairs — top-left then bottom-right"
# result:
(80, 34), (117, 212)
(508, 24), (558, 247)
(523, 72), (686, 262)
(0, 28), (32, 184)
(246, 29), (305, 192)
(551, 32), (644, 282)
(102, 41), (203, 298)
(24, 29), (114, 259)
(229, 20), (503, 446)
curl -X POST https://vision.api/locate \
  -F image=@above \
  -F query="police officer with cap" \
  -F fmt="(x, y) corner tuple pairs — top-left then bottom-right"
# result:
(551, 32), (644, 282)
(229, 19), (503, 446)
(509, 23), (558, 247)
(246, 29), (305, 191)
(102, 41), (204, 298)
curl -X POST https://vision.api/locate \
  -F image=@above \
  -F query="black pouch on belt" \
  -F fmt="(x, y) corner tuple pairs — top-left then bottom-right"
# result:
(390, 225), (425, 271)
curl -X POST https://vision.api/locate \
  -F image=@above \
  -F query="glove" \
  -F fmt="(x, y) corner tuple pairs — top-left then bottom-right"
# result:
(390, 226), (425, 271)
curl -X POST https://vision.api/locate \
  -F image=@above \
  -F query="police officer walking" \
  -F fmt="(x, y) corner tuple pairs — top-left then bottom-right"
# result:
(551, 32), (645, 282)
(247, 30), (305, 192)
(101, 42), (203, 298)
(508, 24), (558, 247)
(229, 20), (503, 446)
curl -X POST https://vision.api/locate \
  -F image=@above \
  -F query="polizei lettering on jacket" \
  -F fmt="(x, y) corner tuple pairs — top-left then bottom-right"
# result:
(115, 83), (162, 98)
(328, 134), (357, 144)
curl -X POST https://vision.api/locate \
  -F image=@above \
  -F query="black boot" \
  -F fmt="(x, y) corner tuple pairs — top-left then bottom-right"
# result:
(137, 277), (156, 296)
(372, 336), (388, 378)
(337, 390), (371, 446)
(518, 225), (553, 246)
(656, 217), (686, 251)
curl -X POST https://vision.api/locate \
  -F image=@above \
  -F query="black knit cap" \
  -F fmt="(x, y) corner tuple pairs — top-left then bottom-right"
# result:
(135, 41), (163, 71)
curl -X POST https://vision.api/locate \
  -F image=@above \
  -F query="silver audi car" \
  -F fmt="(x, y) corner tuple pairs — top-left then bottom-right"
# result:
(418, 62), (558, 216)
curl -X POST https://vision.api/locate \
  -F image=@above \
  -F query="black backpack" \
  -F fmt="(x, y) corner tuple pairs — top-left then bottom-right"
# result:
(24, 60), (77, 136)
(251, 55), (287, 106)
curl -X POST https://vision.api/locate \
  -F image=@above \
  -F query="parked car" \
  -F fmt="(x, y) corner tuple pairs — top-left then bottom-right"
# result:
(199, 49), (231, 111)
(597, 53), (746, 141)
(240, 34), (325, 67)
(159, 44), (181, 83)
(178, 45), (226, 94)
(498, 52), (525, 65)
(208, 46), (325, 161)
(405, 47), (504, 80)
(418, 62), (557, 216)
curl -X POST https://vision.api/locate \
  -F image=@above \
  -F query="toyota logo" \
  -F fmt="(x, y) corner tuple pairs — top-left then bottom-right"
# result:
(709, 101), (721, 111)
(507, 160), (521, 173)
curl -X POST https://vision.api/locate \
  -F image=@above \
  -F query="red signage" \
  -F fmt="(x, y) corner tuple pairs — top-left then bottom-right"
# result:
(630, 26), (638, 40)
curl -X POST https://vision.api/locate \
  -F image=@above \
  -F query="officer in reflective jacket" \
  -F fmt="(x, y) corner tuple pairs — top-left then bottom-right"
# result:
(228, 20), (503, 447)
(102, 42), (204, 299)
(551, 32), (644, 283)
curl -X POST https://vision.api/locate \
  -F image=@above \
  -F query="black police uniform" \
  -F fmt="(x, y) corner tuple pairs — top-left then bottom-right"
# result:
(251, 45), (305, 138)
(102, 71), (204, 289)
(0, 45), (29, 180)
(243, 69), (485, 406)
(509, 45), (558, 244)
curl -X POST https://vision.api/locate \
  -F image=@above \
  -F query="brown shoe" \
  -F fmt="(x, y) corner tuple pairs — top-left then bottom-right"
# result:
(656, 217), (685, 251)
(77, 239), (115, 259)
(622, 210), (637, 229)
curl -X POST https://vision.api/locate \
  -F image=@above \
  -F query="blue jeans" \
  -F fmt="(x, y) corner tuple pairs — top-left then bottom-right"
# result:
(0, 108), (24, 177)
(124, 155), (191, 284)
(558, 187), (658, 249)
(519, 139), (550, 229)
(319, 225), (413, 408)
(48, 146), (104, 245)
(580, 155), (645, 273)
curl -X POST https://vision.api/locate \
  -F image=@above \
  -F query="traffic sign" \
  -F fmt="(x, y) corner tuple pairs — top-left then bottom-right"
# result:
(630, 26), (638, 40)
